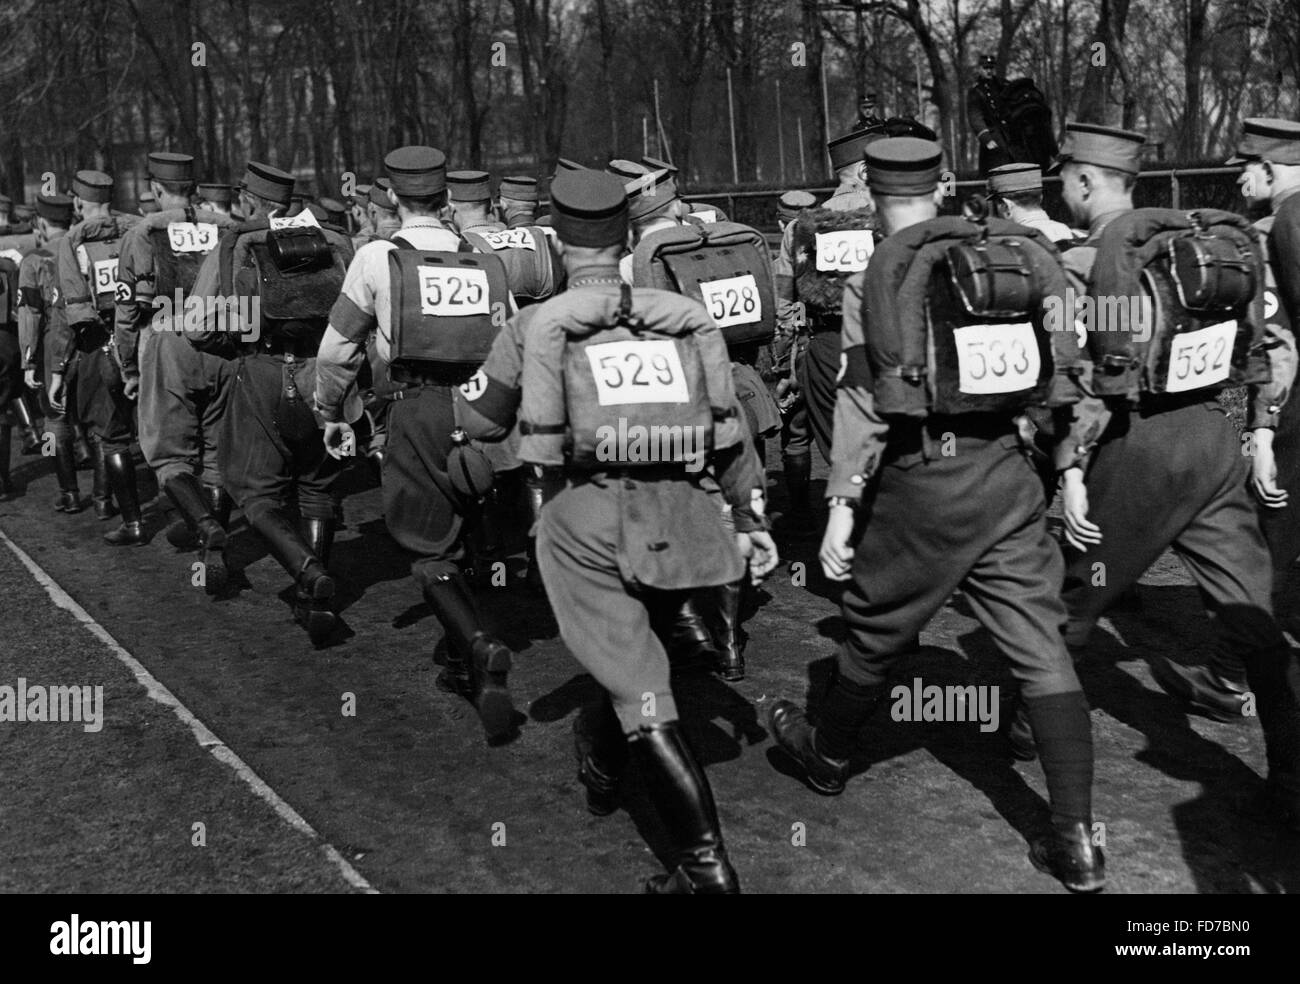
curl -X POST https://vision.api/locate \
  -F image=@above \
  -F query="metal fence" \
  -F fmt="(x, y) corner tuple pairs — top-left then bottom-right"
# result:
(681, 166), (1249, 234)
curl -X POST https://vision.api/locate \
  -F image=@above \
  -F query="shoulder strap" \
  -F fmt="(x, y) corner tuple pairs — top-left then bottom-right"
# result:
(391, 234), (414, 250)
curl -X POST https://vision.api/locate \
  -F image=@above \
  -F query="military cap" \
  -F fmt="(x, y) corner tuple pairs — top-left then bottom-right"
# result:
(384, 146), (447, 197)
(777, 189), (816, 223)
(499, 176), (538, 202)
(197, 182), (234, 205)
(624, 167), (678, 220)
(535, 215), (553, 227)
(369, 177), (397, 211)
(147, 151), (195, 182)
(1227, 118), (1300, 166)
(550, 169), (628, 248)
(305, 202), (330, 223)
(881, 116), (938, 141)
(987, 162), (1044, 196)
(1050, 122), (1145, 175)
(554, 158), (586, 175)
(139, 191), (160, 213)
(828, 127), (885, 171)
(865, 137), (943, 196)
(447, 170), (491, 203)
(242, 161), (295, 206)
(35, 193), (75, 226)
(642, 156), (678, 178)
(13, 203), (34, 220)
(607, 159), (649, 181)
(73, 170), (114, 204)
(320, 197), (347, 224)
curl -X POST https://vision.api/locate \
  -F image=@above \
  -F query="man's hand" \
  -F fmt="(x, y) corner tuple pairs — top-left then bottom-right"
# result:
(736, 530), (779, 585)
(23, 368), (40, 391)
(48, 374), (65, 414)
(1251, 428), (1289, 509)
(1061, 467), (1102, 551)
(819, 502), (856, 581)
(775, 377), (800, 413)
(322, 420), (355, 460)
(123, 376), (140, 400)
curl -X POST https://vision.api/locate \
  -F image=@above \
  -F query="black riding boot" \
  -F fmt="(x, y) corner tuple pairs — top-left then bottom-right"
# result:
(710, 581), (745, 681)
(163, 474), (229, 594)
(102, 450), (145, 545)
(52, 431), (83, 512)
(205, 484), (233, 530)
(670, 595), (720, 669)
(91, 439), (118, 520)
(523, 467), (555, 593)
(11, 396), (42, 455)
(251, 507), (335, 644)
(575, 696), (628, 816)
(0, 425), (12, 497)
(633, 722), (740, 894)
(783, 451), (811, 516)
(424, 572), (516, 743)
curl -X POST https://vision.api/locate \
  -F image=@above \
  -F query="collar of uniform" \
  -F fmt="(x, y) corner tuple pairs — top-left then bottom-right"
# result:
(1272, 185), (1300, 213)
(462, 221), (505, 235)
(1087, 208), (1129, 240)
(567, 262), (623, 288)
(399, 216), (451, 232)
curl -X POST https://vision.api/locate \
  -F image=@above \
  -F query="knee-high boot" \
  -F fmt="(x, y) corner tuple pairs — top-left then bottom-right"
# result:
(163, 473), (229, 593)
(102, 450), (145, 545)
(423, 572), (516, 743)
(251, 507), (335, 644)
(575, 696), (628, 816)
(710, 580), (745, 681)
(52, 430), (83, 512)
(91, 438), (118, 520)
(632, 722), (740, 894)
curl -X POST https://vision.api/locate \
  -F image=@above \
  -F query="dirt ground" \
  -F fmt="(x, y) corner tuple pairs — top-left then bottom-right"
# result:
(1, 431), (1297, 894)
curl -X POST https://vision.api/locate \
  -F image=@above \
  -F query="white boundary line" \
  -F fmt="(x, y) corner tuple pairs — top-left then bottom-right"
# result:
(0, 528), (378, 895)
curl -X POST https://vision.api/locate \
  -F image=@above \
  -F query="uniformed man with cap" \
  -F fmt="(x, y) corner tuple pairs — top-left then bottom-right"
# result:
(766, 136), (1105, 892)
(315, 146), (519, 743)
(53, 169), (141, 542)
(15, 194), (81, 510)
(497, 176), (539, 229)
(986, 163), (1076, 243)
(352, 177), (400, 249)
(772, 188), (818, 524)
(197, 183), (235, 218)
(1147, 120), (1300, 716)
(774, 126), (881, 469)
(186, 160), (354, 641)
(1044, 121), (1300, 831)
(115, 151), (238, 591)
(457, 167), (777, 893)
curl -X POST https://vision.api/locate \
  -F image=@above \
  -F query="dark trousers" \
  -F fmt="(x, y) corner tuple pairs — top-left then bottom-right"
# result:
(381, 385), (466, 590)
(219, 353), (341, 522)
(797, 329), (839, 463)
(70, 344), (133, 454)
(839, 429), (1081, 699)
(1260, 390), (1300, 582)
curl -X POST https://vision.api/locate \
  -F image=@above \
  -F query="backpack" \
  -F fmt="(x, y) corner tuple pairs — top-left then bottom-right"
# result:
(218, 217), (351, 348)
(520, 285), (733, 470)
(790, 206), (879, 316)
(387, 233), (510, 381)
(148, 207), (222, 298)
(1084, 208), (1268, 399)
(863, 215), (1083, 418)
(631, 221), (776, 348)
(461, 227), (558, 304)
(74, 228), (129, 315)
(0, 253), (19, 329)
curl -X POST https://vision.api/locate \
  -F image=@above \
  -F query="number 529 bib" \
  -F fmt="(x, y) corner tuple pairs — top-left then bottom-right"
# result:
(585, 339), (689, 406)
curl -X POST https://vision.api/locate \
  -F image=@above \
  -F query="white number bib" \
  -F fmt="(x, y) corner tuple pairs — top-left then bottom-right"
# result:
(585, 339), (689, 406)
(815, 230), (874, 272)
(167, 222), (218, 253)
(418, 266), (490, 316)
(1166, 320), (1236, 393)
(953, 322), (1040, 394)
(481, 229), (535, 251)
(92, 258), (119, 294)
(269, 211), (320, 230)
(699, 274), (762, 329)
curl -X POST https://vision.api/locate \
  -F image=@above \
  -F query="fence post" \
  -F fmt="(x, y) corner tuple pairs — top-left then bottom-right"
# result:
(1170, 169), (1180, 210)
